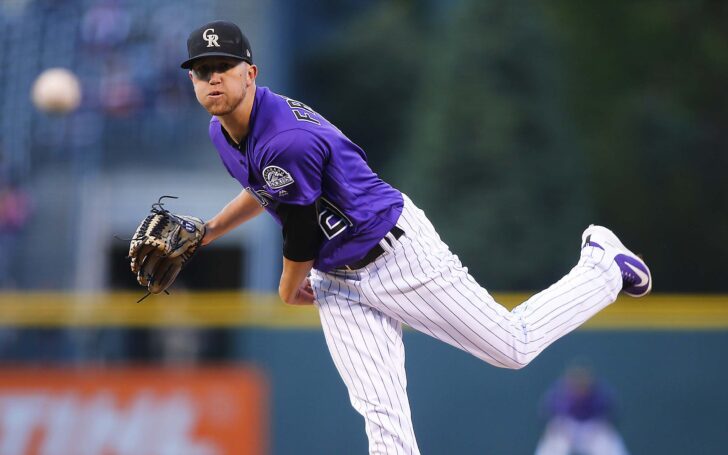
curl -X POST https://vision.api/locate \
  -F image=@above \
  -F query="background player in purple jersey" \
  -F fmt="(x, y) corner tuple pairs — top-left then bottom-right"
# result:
(535, 365), (630, 455)
(183, 21), (652, 454)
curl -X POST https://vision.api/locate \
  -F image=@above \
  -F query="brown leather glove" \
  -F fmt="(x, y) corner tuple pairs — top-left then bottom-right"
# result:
(128, 196), (205, 298)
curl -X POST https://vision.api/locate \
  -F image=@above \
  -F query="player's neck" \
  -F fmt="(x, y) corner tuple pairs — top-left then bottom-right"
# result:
(217, 84), (256, 144)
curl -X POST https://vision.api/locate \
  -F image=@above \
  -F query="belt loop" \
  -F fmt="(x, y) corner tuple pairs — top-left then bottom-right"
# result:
(379, 238), (391, 255)
(386, 230), (398, 244)
(380, 234), (394, 254)
(336, 226), (404, 272)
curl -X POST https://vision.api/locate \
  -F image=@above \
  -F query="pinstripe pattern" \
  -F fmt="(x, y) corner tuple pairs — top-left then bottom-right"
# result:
(310, 194), (622, 454)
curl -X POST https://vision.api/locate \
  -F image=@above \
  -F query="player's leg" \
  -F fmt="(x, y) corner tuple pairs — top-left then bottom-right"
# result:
(310, 269), (421, 455)
(359, 195), (642, 369)
(580, 420), (631, 455)
(534, 418), (576, 455)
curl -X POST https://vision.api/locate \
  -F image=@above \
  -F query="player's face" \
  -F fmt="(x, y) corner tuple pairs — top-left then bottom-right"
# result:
(189, 58), (254, 116)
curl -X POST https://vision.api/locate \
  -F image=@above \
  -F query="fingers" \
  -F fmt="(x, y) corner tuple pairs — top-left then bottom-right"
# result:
(137, 249), (165, 287)
(287, 281), (315, 305)
(149, 259), (182, 294)
(287, 290), (315, 305)
(299, 288), (315, 303)
(137, 249), (183, 294)
(130, 244), (156, 274)
(302, 278), (315, 302)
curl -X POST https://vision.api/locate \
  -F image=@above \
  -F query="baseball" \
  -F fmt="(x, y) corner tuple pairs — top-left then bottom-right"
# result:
(31, 68), (82, 114)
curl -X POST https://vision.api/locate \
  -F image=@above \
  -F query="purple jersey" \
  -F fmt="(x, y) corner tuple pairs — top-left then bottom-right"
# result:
(209, 86), (403, 272)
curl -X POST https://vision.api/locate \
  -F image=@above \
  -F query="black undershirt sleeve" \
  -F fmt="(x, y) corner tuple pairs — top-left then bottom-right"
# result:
(277, 202), (323, 262)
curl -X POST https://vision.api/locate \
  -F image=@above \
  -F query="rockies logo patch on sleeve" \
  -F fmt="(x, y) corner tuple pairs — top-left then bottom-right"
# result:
(263, 165), (295, 189)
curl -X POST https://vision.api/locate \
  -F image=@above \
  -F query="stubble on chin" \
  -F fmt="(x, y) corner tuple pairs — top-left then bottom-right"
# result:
(205, 96), (243, 117)
(203, 99), (232, 116)
(207, 105), (234, 116)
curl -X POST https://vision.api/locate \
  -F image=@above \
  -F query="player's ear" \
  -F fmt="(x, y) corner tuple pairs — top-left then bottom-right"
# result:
(188, 70), (194, 82)
(247, 64), (258, 82)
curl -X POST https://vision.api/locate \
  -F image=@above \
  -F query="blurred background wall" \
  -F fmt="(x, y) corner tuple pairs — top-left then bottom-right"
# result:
(1, 0), (727, 454)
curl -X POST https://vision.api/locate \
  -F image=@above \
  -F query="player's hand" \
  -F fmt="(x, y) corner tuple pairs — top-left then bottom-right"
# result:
(279, 258), (315, 305)
(287, 278), (315, 305)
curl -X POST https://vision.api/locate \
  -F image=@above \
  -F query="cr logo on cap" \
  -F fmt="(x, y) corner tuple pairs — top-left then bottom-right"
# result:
(202, 28), (220, 48)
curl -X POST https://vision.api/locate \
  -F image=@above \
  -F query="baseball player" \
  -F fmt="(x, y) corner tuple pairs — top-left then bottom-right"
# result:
(181, 21), (652, 454)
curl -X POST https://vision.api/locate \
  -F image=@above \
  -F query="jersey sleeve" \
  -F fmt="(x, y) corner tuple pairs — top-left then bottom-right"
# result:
(259, 129), (328, 205)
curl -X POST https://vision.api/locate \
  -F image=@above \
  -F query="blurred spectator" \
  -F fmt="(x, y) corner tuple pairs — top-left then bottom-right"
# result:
(98, 55), (144, 116)
(80, 0), (132, 51)
(0, 183), (32, 288)
(535, 365), (629, 455)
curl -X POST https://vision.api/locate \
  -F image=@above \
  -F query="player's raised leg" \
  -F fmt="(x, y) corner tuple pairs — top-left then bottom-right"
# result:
(311, 270), (421, 455)
(360, 195), (650, 369)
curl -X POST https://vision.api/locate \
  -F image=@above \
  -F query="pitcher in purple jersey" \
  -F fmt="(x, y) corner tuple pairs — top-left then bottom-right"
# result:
(182, 20), (652, 455)
(208, 86), (404, 272)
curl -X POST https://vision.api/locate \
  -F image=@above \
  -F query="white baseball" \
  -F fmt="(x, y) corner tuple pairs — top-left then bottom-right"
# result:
(31, 68), (82, 114)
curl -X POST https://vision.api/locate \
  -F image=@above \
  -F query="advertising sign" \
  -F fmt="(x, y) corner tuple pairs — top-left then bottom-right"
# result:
(0, 367), (267, 455)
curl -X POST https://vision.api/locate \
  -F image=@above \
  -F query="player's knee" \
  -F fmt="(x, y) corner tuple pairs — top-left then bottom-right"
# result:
(486, 353), (530, 370)
(508, 361), (529, 370)
(504, 357), (530, 370)
(505, 350), (539, 370)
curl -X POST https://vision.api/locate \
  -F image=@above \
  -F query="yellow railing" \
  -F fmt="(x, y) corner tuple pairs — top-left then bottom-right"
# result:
(0, 292), (726, 329)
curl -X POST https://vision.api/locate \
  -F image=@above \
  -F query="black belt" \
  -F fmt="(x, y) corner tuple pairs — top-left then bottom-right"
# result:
(339, 226), (404, 271)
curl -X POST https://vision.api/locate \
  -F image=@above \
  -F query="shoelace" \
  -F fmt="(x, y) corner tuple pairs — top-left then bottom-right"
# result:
(622, 268), (638, 285)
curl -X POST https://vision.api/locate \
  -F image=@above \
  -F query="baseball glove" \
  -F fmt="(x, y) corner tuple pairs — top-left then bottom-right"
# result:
(128, 196), (205, 300)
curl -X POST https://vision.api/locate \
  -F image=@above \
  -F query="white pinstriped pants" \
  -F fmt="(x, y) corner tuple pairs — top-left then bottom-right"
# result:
(309, 195), (622, 455)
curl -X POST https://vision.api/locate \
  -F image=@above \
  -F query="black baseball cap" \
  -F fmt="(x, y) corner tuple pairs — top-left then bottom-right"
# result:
(180, 20), (253, 69)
